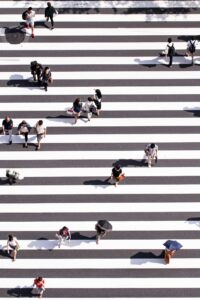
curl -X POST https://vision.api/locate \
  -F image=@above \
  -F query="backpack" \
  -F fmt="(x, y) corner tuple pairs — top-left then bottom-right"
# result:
(22, 10), (28, 20)
(189, 41), (196, 53)
(168, 44), (175, 56)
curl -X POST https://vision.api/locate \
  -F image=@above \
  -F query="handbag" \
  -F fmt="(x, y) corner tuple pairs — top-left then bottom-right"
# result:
(118, 173), (125, 182)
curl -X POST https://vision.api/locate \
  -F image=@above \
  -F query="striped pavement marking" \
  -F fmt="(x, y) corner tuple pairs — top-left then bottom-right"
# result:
(7, 118), (200, 128)
(0, 101), (198, 111)
(0, 201), (200, 213)
(3, 71), (200, 80)
(3, 14), (200, 23)
(2, 27), (200, 36)
(0, 220), (198, 231)
(1, 0), (200, 8)
(1, 133), (200, 144)
(0, 277), (200, 288)
(3, 258), (200, 269)
(1, 184), (200, 195)
(0, 150), (197, 160)
(0, 42), (194, 51)
(0, 86), (199, 95)
(0, 239), (198, 250)
(0, 57), (195, 65)
(2, 168), (200, 179)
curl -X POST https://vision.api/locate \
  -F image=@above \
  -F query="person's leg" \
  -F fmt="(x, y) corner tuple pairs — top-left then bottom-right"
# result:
(96, 233), (100, 244)
(24, 132), (28, 147)
(50, 15), (54, 28)
(8, 129), (12, 144)
(43, 82), (48, 91)
(30, 21), (35, 38)
(148, 155), (151, 167)
(169, 55), (172, 67)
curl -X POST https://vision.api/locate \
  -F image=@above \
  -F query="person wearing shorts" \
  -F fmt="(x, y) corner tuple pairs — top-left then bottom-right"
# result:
(25, 7), (35, 38)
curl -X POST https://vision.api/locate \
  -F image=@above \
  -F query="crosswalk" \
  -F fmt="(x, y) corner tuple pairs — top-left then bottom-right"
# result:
(1, 0), (200, 299)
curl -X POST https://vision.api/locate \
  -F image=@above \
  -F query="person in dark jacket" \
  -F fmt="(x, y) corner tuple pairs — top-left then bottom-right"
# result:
(41, 67), (52, 91)
(72, 98), (83, 124)
(110, 164), (124, 187)
(2, 116), (13, 145)
(30, 61), (43, 84)
(45, 2), (57, 30)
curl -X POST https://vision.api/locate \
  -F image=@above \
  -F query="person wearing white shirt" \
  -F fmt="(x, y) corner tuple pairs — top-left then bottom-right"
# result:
(25, 7), (36, 38)
(34, 120), (47, 150)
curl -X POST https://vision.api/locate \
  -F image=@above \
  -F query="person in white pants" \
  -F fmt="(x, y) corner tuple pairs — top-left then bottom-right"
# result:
(144, 143), (158, 167)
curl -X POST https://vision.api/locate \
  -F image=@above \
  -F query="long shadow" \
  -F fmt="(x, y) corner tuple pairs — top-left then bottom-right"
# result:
(7, 79), (38, 88)
(113, 159), (146, 167)
(0, 178), (10, 185)
(131, 251), (164, 265)
(7, 287), (34, 298)
(0, 249), (10, 258)
(184, 108), (200, 117)
(83, 178), (112, 187)
(187, 217), (200, 228)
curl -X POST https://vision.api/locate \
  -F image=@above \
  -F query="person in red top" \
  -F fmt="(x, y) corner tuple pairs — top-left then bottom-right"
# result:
(33, 277), (45, 298)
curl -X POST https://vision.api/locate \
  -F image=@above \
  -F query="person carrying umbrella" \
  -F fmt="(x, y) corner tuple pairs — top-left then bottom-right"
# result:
(163, 240), (182, 264)
(95, 220), (112, 245)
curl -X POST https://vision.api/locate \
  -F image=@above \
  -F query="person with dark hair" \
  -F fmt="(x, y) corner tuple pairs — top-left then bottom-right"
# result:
(56, 226), (71, 248)
(45, 2), (57, 30)
(2, 116), (13, 145)
(25, 7), (35, 38)
(110, 164), (125, 187)
(72, 98), (83, 124)
(185, 36), (198, 65)
(144, 143), (158, 167)
(41, 67), (52, 91)
(6, 169), (24, 184)
(17, 120), (31, 148)
(82, 97), (95, 121)
(164, 38), (175, 68)
(93, 89), (102, 116)
(30, 61), (43, 84)
(95, 223), (106, 244)
(34, 120), (47, 150)
(7, 235), (20, 261)
(33, 277), (45, 298)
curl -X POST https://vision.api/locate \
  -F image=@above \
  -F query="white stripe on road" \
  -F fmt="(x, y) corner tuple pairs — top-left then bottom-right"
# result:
(0, 56), (195, 65)
(1, 185), (200, 196)
(0, 1), (199, 8)
(5, 27), (200, 37)
(1, 134), (200, 144)
(0, 101), (198, 111)
(0, 201), (200, 213)
(3, 71), (200, 80)
(0, 150), (198, 160)
(3, 14), (200, 23)
(0, 42), (193, 51)
(0, 277), (200, 288)
(0, 239), (197, 250)
(0, 86), (200, 95)
(2, 258), (200, 269)
(2, 167), (200, 179)
(9, 118), (200, 128)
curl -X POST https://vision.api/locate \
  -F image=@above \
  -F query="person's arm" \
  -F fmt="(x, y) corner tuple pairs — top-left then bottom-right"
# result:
(10, 120), (13, 129)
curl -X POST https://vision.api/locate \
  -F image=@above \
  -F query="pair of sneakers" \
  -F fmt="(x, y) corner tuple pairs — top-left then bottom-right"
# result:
(25, 24), (35, 38)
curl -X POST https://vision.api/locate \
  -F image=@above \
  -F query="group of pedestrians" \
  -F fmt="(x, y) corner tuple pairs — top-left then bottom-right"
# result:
(162, 36), (198, 67)
(69, 89), (102, 123)
(2, 116), (47, 150)
(30, 61), (52, 91)
(22, 2), (57, 38)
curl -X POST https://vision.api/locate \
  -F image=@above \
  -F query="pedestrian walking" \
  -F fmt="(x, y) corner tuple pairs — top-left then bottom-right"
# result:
(34, 120), (47, 150)
(41, 67), (52, 91)
(45, 2), (58, 30)
(72, 98), (83, 124)
(7, 235), (20, 261)
(6, 169), (24, 185)
(110, 164), (125, 187)
(95, 220), (112, 245)
(56, 226), (71, 248)
(24, 7), (35, 38)
(164, 38), (175, 68)
(30, 61), (43, 84)
(92, 89), (102, 116)
(33, 277), (45, 298)
(144, 143), (158, 168)
(82, 97), (96, 121)
(185, 36), (198, 65)
(163, 240), (182, 264)
(17, 120), (31, 148)
(2, 115), (13, 145)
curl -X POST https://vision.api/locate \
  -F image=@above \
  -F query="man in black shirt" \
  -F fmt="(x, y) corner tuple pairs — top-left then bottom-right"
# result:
(45, 2), (57, 30)
(2, 116), (13, 145)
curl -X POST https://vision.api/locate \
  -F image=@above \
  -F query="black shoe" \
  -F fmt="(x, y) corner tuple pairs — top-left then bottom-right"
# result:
(9, 140), (12, 145)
